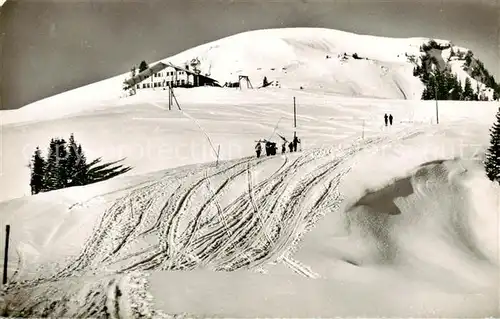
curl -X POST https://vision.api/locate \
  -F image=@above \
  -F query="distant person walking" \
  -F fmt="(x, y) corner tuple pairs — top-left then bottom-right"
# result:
(255, 142), (262, 158)
(288, 142), (294, 152)
(389, 114), (393, 126)
(384, 113), (388, 126)
(282, 142), (286, 154)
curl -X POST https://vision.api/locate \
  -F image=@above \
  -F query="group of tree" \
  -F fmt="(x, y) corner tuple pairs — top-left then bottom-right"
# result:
(485, 107), (500, 185)
(414, 40), (500, 100)
(29, 134), (132, 195)
(419, 69), (484, 101)
(464, 54), (500, 100)
(414, 51), (487, 101)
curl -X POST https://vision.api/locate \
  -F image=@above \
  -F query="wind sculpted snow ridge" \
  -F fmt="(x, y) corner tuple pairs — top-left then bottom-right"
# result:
(0, 128), (427, 317)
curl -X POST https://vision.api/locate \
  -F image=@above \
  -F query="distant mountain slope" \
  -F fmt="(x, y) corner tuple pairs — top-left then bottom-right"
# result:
(409, 40), (497, 100)
(4, 27), (497, 123)
(160, 28), (496, 100)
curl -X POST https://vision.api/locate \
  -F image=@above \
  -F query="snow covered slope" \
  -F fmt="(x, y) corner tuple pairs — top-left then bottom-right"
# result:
(0, 112), (498, 317)
(0, 27), (499, 318)
(2, 27), (495, 126)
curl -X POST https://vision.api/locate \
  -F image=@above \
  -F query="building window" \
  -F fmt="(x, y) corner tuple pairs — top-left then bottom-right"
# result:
(143, 84), (146, 89)
(181, 80), (185, 86)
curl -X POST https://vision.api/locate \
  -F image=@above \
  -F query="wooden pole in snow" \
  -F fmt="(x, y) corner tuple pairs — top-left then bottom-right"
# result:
(3, 225), (10, 285)
(171, 88), (182, 111)
(435, 83), (439, 124)
(293, 97), (297, 139)
(362, 120), (365, 139)
(169, 86), (172, 111)
(216, 145), (221, 167)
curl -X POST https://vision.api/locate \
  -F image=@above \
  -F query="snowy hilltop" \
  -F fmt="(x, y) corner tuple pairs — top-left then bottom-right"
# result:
(159, 28), (497, 100)
(0, 27), (499, 318)
(4, 27), (498, 126)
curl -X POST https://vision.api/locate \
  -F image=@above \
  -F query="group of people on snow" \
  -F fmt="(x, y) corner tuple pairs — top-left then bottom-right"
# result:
(384, 113), (394, 126)
(255, 135), (301, 158)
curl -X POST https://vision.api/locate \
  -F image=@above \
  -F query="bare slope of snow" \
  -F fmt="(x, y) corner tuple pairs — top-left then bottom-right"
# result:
(1, 86), (498, 203)
(0, 120), (498, 317)
(1, 27), (493, 126)
(0, 27), (499, 317)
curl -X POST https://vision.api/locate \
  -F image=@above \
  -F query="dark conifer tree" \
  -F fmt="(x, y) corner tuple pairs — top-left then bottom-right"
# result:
(451, 76), (463, 100)
(139, 60), (149, 73)
(66, 134), (79, 186)
(421, 87), (429, 100)
(44, 139), (59, 190)
(30, 147), (46, 195)
(494, 90), (499, 101)
(44, 138), (69, 190)
(484, 107), (500, 183)
(463, 78), (474, 100)
(74, 144), (88, 185)
(55, 138), (69, 188)
(32, 133), (132, 192)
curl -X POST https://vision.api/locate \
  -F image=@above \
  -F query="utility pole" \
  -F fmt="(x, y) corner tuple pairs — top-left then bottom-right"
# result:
(216, 145), (221, 167)
(3, 225), (10, 285)
(293, 97), (297, 139)
(362, 120), (365, 139)
(435, 83), (439, 124)
(168, 85), (172, 111)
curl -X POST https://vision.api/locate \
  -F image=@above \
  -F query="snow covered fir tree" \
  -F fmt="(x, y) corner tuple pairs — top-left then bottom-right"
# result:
(484, 107), (500, 184)
(29, 134), (132, 195)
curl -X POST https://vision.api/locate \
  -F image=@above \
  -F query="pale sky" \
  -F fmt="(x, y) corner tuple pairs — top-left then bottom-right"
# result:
(0, 0), (498, 110)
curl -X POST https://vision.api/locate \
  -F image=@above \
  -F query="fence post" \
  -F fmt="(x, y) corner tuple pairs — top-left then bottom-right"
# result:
(3, 225), (10, 285)
(216, 145), (221, 167)
(362, 120), (365, 140)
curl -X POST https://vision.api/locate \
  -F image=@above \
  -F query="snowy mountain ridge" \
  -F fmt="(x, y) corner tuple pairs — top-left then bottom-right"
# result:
(2, 27), (496, 127)
(160, 27), (494, 99)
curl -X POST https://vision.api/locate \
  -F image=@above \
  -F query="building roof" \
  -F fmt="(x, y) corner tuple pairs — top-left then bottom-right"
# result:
(124, 62), (219, 87)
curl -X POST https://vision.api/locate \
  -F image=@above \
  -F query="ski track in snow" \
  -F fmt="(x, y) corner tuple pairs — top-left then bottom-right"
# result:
(1, 127), (430, 317)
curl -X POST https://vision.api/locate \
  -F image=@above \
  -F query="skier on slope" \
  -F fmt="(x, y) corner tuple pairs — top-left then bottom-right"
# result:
(255, 142), (262, 158)
(293, 135), (301, 152)
(265, 141), (272, 156)
(389, 114), (394, 126)
(270, 142), (277, 155)
(277, 133), (288, 154)
(384, 113), (388, 126)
